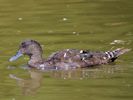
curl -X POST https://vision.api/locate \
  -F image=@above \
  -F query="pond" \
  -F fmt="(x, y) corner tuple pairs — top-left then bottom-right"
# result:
(0, 0), (133, 100)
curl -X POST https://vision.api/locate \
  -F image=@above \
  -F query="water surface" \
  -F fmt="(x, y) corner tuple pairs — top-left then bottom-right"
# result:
(0, 0), (133, 100)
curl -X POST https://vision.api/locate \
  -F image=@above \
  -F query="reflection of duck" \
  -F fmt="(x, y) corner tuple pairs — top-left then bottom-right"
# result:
(9, 40), (130, 70)
(9, 69), (43, 95)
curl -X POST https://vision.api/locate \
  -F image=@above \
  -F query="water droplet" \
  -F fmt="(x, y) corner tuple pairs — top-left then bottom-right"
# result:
(110, 40), (125, 45)
(12, 98), (15, 100)
(72, 32), (76, 34)
(62, 17), (68, 21)
(18, 17), (23, 21)
(66, 4), (70, 8)
(48, 30), (54, 33)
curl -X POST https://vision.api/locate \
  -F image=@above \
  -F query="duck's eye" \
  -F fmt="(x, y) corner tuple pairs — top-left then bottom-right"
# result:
(21, 42), (27, 48)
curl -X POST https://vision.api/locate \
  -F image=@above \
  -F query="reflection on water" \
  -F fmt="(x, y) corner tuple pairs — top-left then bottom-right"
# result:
(9, 64), (122, 95)
(50, 65), (120, 79)
(9, 68), (43, 95)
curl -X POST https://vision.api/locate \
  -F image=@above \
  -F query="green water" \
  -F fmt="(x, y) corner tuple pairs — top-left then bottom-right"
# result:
(0, 0), (133, 100)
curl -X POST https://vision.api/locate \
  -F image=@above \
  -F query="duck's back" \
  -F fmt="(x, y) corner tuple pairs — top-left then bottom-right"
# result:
(47, 49), (109, 68)
(47, 48), (130, 69)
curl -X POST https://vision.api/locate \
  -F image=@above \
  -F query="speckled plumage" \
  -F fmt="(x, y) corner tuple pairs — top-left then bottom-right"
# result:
(9, 40), (130, 70)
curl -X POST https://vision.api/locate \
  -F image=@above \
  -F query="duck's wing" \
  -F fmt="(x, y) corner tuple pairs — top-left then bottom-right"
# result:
(48, 49), (83, 61)
(47, 49), (106, 67)
(47, 48), (130, 68)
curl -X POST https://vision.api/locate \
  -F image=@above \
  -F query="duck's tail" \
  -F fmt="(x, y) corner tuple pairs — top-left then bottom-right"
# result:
(105, 48), (131, 62)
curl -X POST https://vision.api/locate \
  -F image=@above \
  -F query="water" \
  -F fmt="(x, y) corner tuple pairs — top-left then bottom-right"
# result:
(0, 0), (133, 100)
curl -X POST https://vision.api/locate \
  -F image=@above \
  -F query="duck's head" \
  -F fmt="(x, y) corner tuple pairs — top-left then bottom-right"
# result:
(9, 40), (43, 62)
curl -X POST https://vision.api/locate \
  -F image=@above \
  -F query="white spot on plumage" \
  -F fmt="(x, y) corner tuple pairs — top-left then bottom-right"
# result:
(109, 52), (114, 58)
(105, 52), (111, 58)
(105, 52), (108, 55)
(40, 64), (44, 67)
(55, 66), (58, 70)
(66, 49), (69, 51)
(82, 57), (85, 60)
(64, 53), (67, 58)
(103, 57), (106, 60)
(39, 64), (45, 70)
(80, 50), (83, 53)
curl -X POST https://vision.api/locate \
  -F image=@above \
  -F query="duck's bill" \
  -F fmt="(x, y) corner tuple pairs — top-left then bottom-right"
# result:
(9, 50), (23, 62)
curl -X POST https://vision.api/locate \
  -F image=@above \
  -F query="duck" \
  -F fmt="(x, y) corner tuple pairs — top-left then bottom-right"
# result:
(9, 40), (130, 70)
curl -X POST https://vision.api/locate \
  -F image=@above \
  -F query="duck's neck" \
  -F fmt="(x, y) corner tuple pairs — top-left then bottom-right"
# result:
(28, 54), (43, 67)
